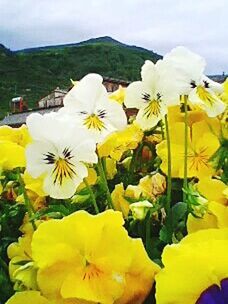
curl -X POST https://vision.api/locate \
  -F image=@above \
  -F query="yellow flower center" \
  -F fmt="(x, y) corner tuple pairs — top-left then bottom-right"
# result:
(143, 100), (161, 118)
(83, 114), (105, 131)
(188, 147), (210, 171)
(82, 263), (103, 281)
(196, 86), (216, 107)
(53, 158), (76, 185)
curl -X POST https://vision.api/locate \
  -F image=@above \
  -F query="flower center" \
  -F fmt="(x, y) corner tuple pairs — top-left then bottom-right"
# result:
(43, 148), (76, 185)
(83, 114), (105, 131)
(143, 100), (161, 118)
(188, 147), (210, 171)
(196, 86), (216, 107)
(52, 158), (76, 185)
(82, 263), (103, 281)
(196, 278), (228, 304)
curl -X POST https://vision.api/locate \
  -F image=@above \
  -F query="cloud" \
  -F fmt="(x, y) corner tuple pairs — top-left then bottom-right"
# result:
(0, 0), (227, 73)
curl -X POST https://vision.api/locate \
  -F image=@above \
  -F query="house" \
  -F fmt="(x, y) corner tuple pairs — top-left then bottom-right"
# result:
(0, 77), (130, 127)
(38, 87), (67, 108)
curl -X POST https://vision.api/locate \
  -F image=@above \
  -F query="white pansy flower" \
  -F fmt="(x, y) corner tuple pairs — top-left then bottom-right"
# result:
(124, 60), (179, 130)
(163, 46), (226, 117)
(61, 73), (127, 142)
(26, 113), (97, 199)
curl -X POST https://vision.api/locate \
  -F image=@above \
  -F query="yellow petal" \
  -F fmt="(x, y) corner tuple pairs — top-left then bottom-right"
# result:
(156, 228), (228, 304)
(187, 212), (218, 233)
(0, 140), (25, 170)
(116, 239), (160, 304)
(111, 184), (130, 218)
(23, 170), (47, 197)
(197, 178), (227, 205)
(6, 291), (49, 304)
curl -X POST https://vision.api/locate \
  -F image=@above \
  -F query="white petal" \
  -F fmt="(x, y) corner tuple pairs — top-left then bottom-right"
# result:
(26, 141), (57, 178)
(124, 81), (153, 109)
(70, 140), (98, 164)
(163, 46), (206, 94)
(189, 88), (226, 117)
(141, 60), (158, 91)
(63, 73), (107, 112)
(203, 76), (224, 94)
(26, 112), (76, 143)
(100, 99), (127, 131)
(43, 162), (88, 199)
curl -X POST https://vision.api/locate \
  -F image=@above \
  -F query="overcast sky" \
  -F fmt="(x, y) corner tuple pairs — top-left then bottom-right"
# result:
(1, 0), (227, 74)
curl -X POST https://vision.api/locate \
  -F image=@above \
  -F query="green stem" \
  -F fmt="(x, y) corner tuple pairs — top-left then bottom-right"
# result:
(129, 142), (144, 176)
(164, 114), (172, 214)
(160, 121), (165, 140)
(183, 95), (188, 203)
(97, 157), (114, 209)
(83, 178), (99, 214)
(18, 171), (37, 230)
(145, 214), (152, 257)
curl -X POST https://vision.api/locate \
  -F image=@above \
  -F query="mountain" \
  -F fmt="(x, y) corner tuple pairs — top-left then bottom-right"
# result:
(0, 44), (11, 56)
(0, 37), (162, 118)
(15, 36), (158, 54)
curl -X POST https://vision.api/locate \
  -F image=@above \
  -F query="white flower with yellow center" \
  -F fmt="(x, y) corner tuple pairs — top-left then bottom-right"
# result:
(124, 60), (179, 130)
(61, 73), (127, 142)
(163, 46), (226, 117)
(26, 113), (97, 199)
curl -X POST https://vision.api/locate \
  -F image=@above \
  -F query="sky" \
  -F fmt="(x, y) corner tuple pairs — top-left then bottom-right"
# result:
(0, 0), (227, 74)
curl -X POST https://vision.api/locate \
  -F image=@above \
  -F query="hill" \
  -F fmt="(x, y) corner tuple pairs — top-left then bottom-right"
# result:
(0, 36), (162, 118)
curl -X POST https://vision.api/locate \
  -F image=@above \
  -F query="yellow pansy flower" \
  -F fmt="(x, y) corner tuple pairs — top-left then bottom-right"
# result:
(157, 121), (220, 178)
(155, 228), (228, 304)
(98, 124), (143, 161)
(0, 140), (26, 170)
(187, 201), (228, 233)
(23, 170), (47, 197)
(7, 219), (38, 291)
(111, 183), (130, 218)
(0, 125), (30, 170)
(109, 85), (126, 105)
(31, 210), (158, 304)
(115, 239), (160, 304)
(168, 105), (207, 127)
(77, 167), (98, 191)
(220, 78), (228, 104)
(0, 124), (31, 147)
(6, 291), (50, 304)
(197, 177), (227, 205)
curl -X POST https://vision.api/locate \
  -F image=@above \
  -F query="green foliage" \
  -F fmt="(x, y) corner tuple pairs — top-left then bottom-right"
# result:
(0, 42), (161, 118)
(0, 200), (26, 303)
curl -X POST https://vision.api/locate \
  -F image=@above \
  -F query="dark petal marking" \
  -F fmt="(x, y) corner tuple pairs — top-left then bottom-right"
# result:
(157, 92), (162, 100)
(78, 110), (88, 115)
(142, 92), (151, 102)
(97, 109), (107, 119)
(196, 279), (228, 304)
(43, 152), (55, 164)
(190, 80), (197, 88)
(203, 80), (210, 88)
(63, 147), (73, 159)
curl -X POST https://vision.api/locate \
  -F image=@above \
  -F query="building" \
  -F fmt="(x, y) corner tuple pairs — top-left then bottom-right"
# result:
(0, 106), (61, 127)
(0, 78), (130, 127)
(38, 87), (67, 108)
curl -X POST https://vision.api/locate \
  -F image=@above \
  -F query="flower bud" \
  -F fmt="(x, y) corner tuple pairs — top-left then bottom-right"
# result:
(130, 200), (153, 220)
